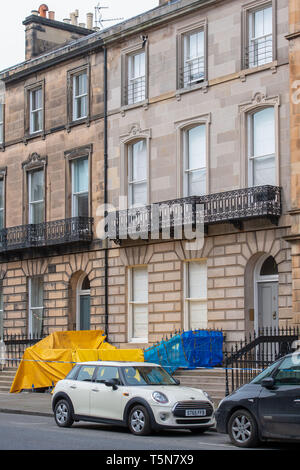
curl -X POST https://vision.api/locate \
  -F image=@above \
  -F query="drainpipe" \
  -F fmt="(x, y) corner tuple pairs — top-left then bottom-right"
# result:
(104, 45), (109, 339)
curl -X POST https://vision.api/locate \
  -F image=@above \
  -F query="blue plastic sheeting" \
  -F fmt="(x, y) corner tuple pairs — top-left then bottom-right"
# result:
(144, 330), (223, 374)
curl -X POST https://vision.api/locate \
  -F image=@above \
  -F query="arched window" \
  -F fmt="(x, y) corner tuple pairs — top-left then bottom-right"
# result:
(248, 107), (276, 186)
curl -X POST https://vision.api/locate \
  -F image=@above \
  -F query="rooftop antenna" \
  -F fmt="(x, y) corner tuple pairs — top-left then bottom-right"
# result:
(94, 2), (124, 30)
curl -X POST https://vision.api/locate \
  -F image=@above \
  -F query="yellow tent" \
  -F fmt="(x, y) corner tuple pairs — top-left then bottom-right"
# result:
(10, 330), (144, 393)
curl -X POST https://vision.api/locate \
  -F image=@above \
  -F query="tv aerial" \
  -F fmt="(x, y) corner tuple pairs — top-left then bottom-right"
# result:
(94, 2), (124, 30)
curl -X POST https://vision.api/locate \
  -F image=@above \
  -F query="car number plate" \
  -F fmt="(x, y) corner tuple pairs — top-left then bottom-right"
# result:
(185, 409), (206, 417)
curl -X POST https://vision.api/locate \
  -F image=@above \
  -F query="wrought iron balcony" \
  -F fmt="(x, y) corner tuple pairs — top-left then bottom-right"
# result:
(107, 185), (281, 243)
(0, 217), (93, 254)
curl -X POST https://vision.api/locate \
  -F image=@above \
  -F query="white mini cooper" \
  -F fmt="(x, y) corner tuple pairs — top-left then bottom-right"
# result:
(52, 361), (215, 436)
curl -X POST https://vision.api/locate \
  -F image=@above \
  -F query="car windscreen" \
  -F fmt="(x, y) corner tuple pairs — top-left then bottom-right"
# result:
(122, 366), (177, 386)
(250, 358), (282, 384)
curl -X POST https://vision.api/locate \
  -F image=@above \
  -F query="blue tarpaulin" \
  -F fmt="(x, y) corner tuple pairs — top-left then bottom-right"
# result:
(144, 330), (223, 374)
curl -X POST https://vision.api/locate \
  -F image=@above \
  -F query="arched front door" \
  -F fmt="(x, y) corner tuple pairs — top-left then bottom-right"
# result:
(77, 274), (91, 331)
(254, 255), (279, 331)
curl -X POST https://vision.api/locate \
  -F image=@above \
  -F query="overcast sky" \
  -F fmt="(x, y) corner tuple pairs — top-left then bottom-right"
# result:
(0, 0), (158, 70)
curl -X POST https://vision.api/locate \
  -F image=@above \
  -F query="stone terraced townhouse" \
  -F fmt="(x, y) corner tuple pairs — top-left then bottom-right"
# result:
(0, 0), (298, 350)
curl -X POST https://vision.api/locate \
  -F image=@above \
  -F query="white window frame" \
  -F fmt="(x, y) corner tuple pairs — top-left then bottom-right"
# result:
(184, 260), (208, 331)
(28, 169), (45, 225)
(0, 104), (3, 145)
(28, 277), (44, 337)
(127, 51), (146, 105)
(183, 124), (207, 197)
(246, 1), (276, 69)
(72, 72), (88, 121)
(0, 178), (4, 230)
(128, 140), (148, 207)
(128, 267), (148, 343)
(247, 106), (276, 187)
(29, 87), (43, 134)
(71, 156), (89, 218)
(183, 29), (205, 87)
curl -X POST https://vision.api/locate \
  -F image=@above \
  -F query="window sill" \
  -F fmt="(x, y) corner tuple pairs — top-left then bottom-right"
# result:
(120, 99), (149, 116)
(24, 131), (45, 144)
(129, 338), (148, 344)
(240, 60), (278, 80)
(176, 80), (208, 100)
(66, 117), (90, 132)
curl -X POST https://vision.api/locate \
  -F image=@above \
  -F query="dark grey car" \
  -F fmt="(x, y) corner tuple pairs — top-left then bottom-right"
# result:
(216, 353), (300, 447)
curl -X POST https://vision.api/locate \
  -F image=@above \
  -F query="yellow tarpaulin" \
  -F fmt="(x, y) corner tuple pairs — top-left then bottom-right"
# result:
(10, 330), (144, 393)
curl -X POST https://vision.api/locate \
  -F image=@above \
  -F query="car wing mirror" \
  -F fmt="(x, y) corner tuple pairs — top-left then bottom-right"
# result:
(261, 377), (275, 389)
(104, 379), (118, 390)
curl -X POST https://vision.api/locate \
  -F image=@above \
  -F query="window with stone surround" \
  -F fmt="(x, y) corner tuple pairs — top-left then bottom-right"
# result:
(25, 81), (45, 137)
(22, 153), (47, 225)
(127, 51), (146, 105)
(28, 169), (45, 224)
(71, 157), (89, 217)
(183, 124), (207, 197)
(64, 145), (93, 219)
(0, 104), (4, 145)
(72, 71), (88, 121)
(121, 42), (148, 108)
(28, 276), (44, 337)
(67, 65), (90, 125)
(128, 139), (148, 206)
(128, 267), (148, 343)
(184, 260), (207, 330)
(242, 0), (276, 70)
(29, 87), (43, 134)
(0, 170), (6, 230)
(248, 107), (276, 186)
(177, 20), (208, 90)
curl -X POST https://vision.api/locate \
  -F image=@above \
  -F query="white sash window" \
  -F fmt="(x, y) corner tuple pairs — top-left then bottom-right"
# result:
(129, 267), (148, 342)
(184, 261), (207, 330)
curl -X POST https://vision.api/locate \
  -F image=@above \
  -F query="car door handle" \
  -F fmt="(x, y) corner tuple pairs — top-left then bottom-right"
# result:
(91, 388), (99, 392)
(294, 399), (300, 403)
(69, 385), (77, 389)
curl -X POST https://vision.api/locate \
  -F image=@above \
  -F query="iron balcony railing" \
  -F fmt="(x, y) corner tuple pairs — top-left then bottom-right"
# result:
(243, 36), (273, 69)
(0, 217), (93, 253)
(124, 76), (146, 105)
(107, 185), (281, 242)
(179, 57), (205, 88)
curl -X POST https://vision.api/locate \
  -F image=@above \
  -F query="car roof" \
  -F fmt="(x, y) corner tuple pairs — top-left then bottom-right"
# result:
(75, 361), (160, 367)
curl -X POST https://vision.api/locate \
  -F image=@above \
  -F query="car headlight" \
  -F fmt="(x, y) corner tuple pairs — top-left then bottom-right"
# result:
(152, 391), (169, 404)
(203, 391), (213, 402)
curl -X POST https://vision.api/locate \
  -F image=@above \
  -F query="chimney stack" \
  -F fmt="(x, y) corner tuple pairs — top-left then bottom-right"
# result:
(38, 4), (49, 17)
(86, 12), (93, 30)
(23, 5), (95, 60)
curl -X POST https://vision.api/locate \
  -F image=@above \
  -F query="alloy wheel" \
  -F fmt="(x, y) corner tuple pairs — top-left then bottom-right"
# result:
(131, 409), (145, 433)
(56, 402), (69, 425)
(231, 414), (252, 444)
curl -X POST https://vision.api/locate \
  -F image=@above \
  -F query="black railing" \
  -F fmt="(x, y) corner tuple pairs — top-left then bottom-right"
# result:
(243, 37), (273, 69)
(0, 217), (93, 254)
(179, 57), (205, 88)
(107, 185), (281, 242)
(125, 76), (146, 105)
(2, 333), (44, 368)
(224, 326), (300, 396)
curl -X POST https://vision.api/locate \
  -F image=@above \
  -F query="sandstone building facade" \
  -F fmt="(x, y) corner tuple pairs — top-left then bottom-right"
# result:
(0, 0), (294, 348)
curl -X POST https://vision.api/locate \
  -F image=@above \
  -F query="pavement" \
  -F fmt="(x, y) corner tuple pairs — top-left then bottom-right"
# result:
(0, 392), (53, 417)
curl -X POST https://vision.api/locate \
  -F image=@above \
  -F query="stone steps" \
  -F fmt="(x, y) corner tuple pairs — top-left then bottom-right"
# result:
(0, 368), (17, 393)
(174, 368), (226, 406)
